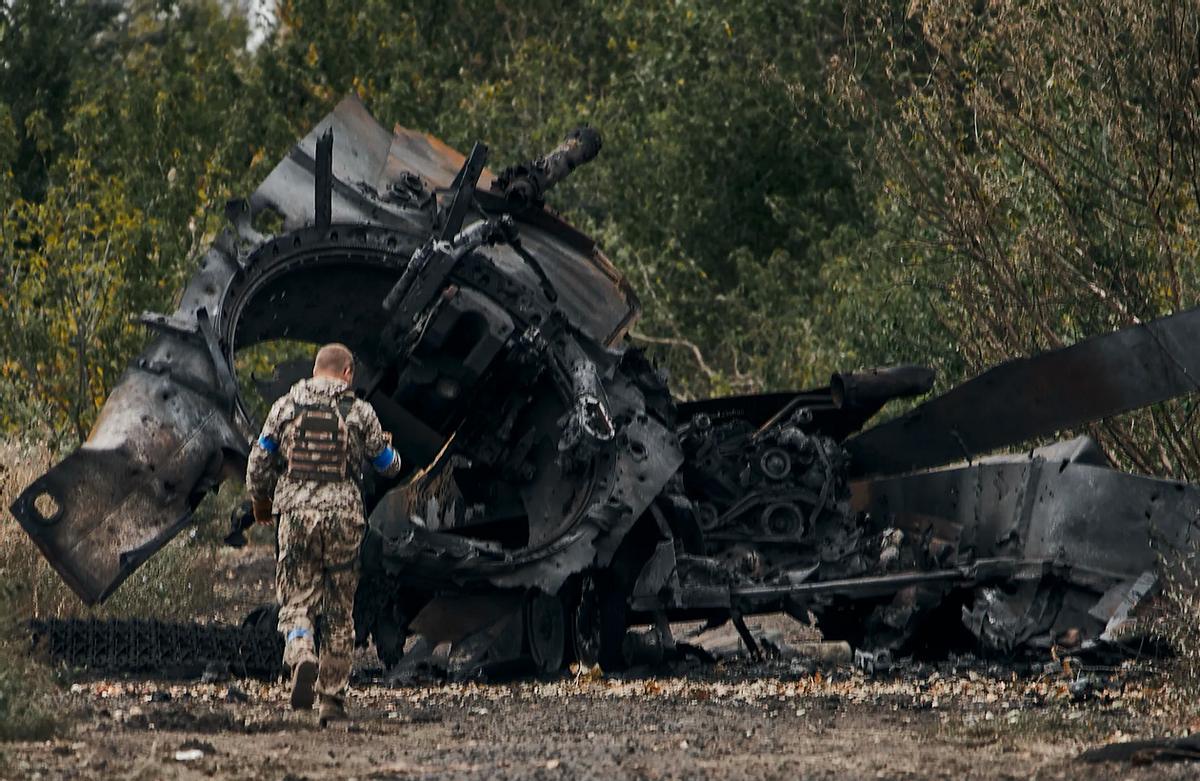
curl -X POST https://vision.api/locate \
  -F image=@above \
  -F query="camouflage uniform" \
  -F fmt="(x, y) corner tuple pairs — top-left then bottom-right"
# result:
(245, 376), (401, 704)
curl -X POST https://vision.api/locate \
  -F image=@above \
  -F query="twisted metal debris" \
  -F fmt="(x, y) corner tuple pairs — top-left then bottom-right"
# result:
(11, 96), (1200, 679)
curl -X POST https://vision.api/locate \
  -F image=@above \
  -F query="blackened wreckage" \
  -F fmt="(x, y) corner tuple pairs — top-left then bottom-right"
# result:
(13, 97), (1200, 677)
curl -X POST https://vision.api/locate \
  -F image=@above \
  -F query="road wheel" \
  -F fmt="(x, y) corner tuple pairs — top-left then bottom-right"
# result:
(570, 572), (628, 671)
(525, 591), (566, 674)
(368, 600), (410, 670)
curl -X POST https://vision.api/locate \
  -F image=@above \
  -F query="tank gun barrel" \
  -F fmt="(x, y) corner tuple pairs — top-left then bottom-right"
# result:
(494, 127), (602, 209)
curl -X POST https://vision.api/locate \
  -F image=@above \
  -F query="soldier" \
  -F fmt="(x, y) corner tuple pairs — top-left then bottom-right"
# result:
(245, 343), (401, 725)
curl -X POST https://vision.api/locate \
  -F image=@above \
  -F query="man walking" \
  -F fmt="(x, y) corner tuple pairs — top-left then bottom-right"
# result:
(245, 343), (401, 724)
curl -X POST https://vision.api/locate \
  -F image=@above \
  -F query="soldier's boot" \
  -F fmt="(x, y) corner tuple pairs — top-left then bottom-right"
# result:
(317, 694), (348, 727)
(289, 656), (318, 710)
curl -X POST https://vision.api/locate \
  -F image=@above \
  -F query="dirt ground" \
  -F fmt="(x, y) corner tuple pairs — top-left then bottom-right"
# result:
(4, 546), (1199, 781)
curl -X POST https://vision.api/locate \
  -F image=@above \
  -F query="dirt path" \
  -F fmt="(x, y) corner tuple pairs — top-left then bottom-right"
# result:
(6, 546), (1197, 780)
(4, 665), (1196, 781)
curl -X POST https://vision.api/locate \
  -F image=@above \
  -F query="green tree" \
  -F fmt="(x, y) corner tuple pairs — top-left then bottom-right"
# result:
(266, 0), (881, 396)
(0, 0), (906, 440)
(0, 0), (124, 201)
(0, 0), (275, 442)
(0, 157), (146, 441)
(837, 0), (1200, 476)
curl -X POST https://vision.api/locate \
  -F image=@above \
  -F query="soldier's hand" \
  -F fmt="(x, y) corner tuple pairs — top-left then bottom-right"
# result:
(252, 498), (274, 525)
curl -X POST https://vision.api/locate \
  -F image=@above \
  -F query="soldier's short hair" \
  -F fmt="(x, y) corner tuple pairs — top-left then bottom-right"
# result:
(314, 343), (354, 377)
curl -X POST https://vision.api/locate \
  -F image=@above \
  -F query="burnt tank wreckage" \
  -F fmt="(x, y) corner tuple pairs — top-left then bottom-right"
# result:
(13, 96), (1200, 678)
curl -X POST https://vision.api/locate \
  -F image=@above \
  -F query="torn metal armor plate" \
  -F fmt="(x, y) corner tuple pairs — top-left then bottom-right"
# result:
(12, 96), (1200, 675)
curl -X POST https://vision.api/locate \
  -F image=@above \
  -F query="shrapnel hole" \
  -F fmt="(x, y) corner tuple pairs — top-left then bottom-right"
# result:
(34, 491), (61, 521)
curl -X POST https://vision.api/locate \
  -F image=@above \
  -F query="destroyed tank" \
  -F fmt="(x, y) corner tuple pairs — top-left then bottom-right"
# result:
(13, 97), (1200, 677)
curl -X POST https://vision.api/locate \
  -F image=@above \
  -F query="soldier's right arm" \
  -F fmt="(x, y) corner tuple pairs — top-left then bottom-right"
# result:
(245, 396), (293, 510)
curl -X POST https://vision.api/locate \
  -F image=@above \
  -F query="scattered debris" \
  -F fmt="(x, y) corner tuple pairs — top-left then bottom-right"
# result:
(1079, 735), (1200, 764)
(1068, 675), (1099, 703)
(178, 739), (217, 755)
(855, 649), (894, 676)
(224, 685), (249, 703)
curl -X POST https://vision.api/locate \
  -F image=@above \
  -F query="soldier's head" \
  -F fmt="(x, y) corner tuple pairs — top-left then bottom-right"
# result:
(313, 343), (355, 384)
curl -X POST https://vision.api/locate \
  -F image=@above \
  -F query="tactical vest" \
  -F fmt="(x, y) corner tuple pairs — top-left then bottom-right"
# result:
(284, 394), (357, 482)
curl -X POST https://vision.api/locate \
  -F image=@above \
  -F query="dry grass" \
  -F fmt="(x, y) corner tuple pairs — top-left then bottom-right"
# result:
(0, 440), (59, 739)
(1153, 551), (1200, 721)
(0, 584), (57, 741)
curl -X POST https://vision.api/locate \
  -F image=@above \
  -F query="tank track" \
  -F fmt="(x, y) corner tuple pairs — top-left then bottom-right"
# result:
(29, 618), (283, 680)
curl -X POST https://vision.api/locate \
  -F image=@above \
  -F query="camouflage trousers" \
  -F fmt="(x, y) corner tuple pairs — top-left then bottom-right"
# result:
(276, 508), (364, 700)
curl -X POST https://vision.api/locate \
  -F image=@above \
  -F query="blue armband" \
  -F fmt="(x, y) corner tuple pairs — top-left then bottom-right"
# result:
(371, 446), (397, 471)
(257, 434), (279, 454)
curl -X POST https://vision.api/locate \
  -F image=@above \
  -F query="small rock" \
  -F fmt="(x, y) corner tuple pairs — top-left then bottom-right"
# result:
(179, 739), (217, 754)
(545, 758), (560, 770)
(201, 661), (231, 683)
(1069, 676), (1097, 702)
(174, 749), (204, 762)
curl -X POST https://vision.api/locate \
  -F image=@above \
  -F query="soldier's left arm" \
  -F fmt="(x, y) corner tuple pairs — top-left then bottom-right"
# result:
(354, 400), (402, 479)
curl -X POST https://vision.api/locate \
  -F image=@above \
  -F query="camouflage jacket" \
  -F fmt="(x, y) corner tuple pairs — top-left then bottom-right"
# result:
(245, 377), (401, 516)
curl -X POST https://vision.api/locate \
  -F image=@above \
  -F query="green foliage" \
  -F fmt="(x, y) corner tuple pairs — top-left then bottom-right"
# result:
(0, 0), (124, 201)
(0, 158), (147, 442)
(0, 1), (891, 438)
(0, 0), (289, 442)
(838, 0), (1200, 474)
(234, 339), (317, 430)
(2, 0), (1197, 477)
(256, 0), (891, 396)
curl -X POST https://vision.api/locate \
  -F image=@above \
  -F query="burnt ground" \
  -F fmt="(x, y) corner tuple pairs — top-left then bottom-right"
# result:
(4, 546), (1200, 781)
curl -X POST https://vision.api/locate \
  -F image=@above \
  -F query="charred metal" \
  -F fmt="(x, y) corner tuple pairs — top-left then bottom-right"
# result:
(11, 97), (1200, 679)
